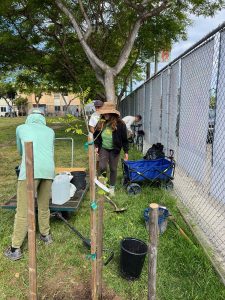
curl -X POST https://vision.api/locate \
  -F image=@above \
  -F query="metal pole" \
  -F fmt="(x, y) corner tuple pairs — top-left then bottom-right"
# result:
(25, 142), (37, 300)
(154, 54), (158, 75)
(146, 62), (151, 80)
(148, 203), (159, 300)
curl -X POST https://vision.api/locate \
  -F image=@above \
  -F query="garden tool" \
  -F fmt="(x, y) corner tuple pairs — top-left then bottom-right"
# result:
(54, 212), (114, 265)
(104, 195), (127, 213)
(55, 211), (91, 249)
(168, 216), (197, 249)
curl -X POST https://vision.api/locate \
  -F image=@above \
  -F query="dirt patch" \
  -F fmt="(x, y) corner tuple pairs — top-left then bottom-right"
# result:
(40, 270), (122, 300)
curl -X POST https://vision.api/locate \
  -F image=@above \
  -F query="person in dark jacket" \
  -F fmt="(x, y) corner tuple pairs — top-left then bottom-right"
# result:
(94, 102), (128, 196)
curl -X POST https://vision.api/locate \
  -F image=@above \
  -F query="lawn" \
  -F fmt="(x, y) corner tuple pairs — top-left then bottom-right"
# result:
(0, 117), (224, 299)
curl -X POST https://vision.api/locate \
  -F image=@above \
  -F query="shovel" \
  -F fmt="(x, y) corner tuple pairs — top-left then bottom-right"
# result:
(168, 216), (197, 249)
(104, 195), (127, 213)
(54, 212), (114, 265)
(55, 212), (91, 249)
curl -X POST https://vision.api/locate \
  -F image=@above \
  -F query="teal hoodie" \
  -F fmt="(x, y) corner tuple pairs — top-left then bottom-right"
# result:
(16, 113), (55, 180)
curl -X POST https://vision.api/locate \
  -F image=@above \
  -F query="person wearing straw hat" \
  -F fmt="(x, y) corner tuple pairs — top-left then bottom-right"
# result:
(4, 108), (55, 261)
(94, 102), (129, 196)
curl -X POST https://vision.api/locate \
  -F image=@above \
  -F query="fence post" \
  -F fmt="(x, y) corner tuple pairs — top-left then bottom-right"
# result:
(148, 203), (159, 300)
(88, 133), (97, 300)
(25, 142), (37, 300)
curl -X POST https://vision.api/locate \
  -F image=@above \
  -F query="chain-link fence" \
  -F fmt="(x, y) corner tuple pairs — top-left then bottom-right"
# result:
(120, 23), (225, 279)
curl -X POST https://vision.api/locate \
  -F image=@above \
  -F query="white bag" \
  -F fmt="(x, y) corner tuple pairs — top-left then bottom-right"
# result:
(52, 172), (76, 205)
(70, 183), (77, 197)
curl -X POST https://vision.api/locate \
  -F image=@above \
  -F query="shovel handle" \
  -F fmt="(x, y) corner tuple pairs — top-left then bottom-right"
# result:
(170, 218), (197, 249)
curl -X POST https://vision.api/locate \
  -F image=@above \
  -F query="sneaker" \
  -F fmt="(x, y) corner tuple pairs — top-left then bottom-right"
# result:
(4, 247), (22, 261)
(40, 234), (53, 245)
(108, 186), (115, 197)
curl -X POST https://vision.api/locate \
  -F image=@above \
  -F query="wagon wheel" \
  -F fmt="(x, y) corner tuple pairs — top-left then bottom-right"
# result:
(127, 183), (142, 195)
(161, 181), (174, 191)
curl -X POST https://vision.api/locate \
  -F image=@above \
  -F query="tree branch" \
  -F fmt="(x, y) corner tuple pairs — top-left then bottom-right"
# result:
(2, 96), (13, 109)
(141, 0), (170, 21)
(113, 0), (170, 75)
(78, 0), (93, 40)
(124, 0), (144, 13)
(55, 0), (108, 72)
(89, 60), (105, 86)
(117, 47), (141, 103)
(113, 18), (141, 75)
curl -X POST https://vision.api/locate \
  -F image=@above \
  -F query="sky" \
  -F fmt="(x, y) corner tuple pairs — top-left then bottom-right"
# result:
(132, 9), (225, 90)
(171, 9), (225, 60)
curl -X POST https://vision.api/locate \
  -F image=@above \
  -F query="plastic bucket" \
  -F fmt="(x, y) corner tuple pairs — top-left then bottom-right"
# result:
(70, 171), (86, 190)
(120, 237), (148, 280)
(144, 206), (169, 234)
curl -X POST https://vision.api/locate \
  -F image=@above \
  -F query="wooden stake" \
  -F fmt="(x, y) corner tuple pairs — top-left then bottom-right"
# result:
(96, 196), (104, 300)
(88, 133), (97, 300)
(148, 203), (159, 300)
(25, 142), (37, 300)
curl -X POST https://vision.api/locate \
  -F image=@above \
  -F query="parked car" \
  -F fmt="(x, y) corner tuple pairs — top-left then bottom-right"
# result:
(207, 108), (215, 143)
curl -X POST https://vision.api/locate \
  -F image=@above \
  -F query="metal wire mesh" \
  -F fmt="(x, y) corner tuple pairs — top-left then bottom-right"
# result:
(120, 24), (225, 274)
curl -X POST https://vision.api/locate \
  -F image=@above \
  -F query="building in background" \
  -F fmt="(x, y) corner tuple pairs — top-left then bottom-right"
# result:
(0, 97), (9, 116)
(0, 92), (81, 117)
(25, 92), (81, 116)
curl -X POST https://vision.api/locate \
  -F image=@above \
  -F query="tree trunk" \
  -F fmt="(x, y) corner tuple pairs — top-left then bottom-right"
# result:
(104, 69), (116, 103)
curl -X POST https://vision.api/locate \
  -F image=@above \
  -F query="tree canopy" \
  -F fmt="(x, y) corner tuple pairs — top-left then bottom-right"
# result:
(0, 0), (224, 102)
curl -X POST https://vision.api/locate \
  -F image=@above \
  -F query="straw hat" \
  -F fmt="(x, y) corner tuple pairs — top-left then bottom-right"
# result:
(97, 102), (120, 116)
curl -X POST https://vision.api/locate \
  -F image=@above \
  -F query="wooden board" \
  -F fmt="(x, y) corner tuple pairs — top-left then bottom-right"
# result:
(55, 167), (86, 173)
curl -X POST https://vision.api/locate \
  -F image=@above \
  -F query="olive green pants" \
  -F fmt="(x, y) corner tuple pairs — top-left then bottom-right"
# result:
(12, 179), (52, 248)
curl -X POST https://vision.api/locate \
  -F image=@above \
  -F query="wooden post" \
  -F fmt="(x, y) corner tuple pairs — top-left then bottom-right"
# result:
(148, 203), (159, 300)
(96, 196), (104, 299)
(25, 142), (37, 300)
(88, 133), (97, 300)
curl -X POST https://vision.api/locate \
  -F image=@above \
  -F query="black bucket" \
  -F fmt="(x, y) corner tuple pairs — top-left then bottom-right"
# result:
(70, 171), (86, 191)
(120, 237), (148, 280)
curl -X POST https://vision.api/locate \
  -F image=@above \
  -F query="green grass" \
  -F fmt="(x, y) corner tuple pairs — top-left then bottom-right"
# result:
(0, 117), (224, 299)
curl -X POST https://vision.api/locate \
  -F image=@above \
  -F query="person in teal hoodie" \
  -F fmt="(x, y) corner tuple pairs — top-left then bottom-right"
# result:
(4, 108), (55, 261)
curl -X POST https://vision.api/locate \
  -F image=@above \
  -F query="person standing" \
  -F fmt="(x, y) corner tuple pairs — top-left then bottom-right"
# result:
(122, 115), (142, 137)
(88, 100), (104, 133)
(4, 108), (55, 261)
(94, 102), (128, 196)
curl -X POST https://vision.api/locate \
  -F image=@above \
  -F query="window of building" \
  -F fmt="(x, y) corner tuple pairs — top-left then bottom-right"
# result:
(55, 106), (61, 112)
(1, 107), (6, 112)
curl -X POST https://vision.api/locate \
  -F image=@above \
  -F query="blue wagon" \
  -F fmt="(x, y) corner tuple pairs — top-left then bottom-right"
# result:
(122, 157), (175, 195)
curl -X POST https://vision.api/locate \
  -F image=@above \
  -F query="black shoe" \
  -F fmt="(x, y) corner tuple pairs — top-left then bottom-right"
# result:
(40, 234), (53, 245)
(4, 247), (22, 261)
